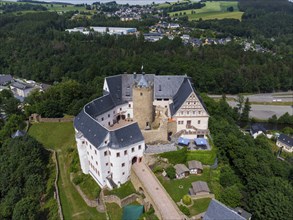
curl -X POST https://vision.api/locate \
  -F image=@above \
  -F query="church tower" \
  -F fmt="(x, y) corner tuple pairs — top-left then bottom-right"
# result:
(133, 70), (154, 130)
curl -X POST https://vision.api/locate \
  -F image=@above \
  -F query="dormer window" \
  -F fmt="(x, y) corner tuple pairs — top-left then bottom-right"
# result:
(159, 85), (162, 91)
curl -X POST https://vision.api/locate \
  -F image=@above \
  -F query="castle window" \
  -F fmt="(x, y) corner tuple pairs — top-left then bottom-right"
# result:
(98, 171), (100, 176)
(117, 152), (120, 157)
(199, 111), (201, 115)
(87, 151), (89, 155)
(193, 111), (196, 115)
(91, 156), (93, 160)
(108, 114), (110, 118)
(132, 147), (135, 152)
(111, 163), (113, 167)
(82, 141), (85, 144)
(122, 172), (125, 175)
(187, 111), (189, 115)
(90, 145), (92, 149)
(113, 110), (115, 114)
(108, 171), (110, 174)
(106, 163), (108, 166)
(101, 117), (104, 121)
(128, 104), (131, 108)
(198, 120), (201, 124)
(124, 150), (127, 155)
(104, 151), (108, 156)
(95, 150), (97, 155)
(157, 98), (162, 101)
(109, 151), (111, 156)
(127, 113), (130, 118)
(108, 122), (110, 126)
(122, 163), (125, 167)
(96, 161), (98, 166)
(105, 140), (108, 144)
(120, 108), (122, 111)
(138, 145), (141, 150)
(140, 92), (143, 96)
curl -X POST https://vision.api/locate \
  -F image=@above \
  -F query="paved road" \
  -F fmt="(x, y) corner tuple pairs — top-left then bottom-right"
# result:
(228, 102), (292, 119)
(132, 163), (183, 220)
(145, 143), (177, 154)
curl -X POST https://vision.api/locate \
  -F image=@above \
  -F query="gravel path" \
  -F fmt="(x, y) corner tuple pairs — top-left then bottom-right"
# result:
(145, 143), (177, 154)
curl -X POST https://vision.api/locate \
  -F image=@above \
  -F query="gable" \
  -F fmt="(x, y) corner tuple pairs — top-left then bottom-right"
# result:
(174, 92), (208, 117)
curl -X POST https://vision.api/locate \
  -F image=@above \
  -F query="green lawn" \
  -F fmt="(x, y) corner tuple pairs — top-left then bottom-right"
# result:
(28, 122), (106, 220)
(169, 1), (243, 21)
(158, 167), (220, 202)
(157, 168), (210, 202)
(0, 1), (94, 14)
(186, 145), (217, 165)
(189, 198), (211, 216)
(104, 181), (136, 199)
(106, 203), (123, 220)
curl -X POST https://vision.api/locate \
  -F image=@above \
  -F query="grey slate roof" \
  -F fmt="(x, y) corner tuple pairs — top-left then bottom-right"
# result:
(278, 134), (293, 147)
(251, 124), (266, 134)
(154, 75), (185, 99)
(11, 81), (33, 90)
(109, 123), (144, 149)
(74, 109), (108, 148)
(188, 160), (203, 170)
(0, 74), (13, 85)
(233, 207), (252, 220)
(105, 75), (123, 105)
(170, 77), (193, 116)
(85, 94), (115, 118)
(137, 74), (149, 87)
(191, 181), (210, 193)
(174, 164), (189, 175)
(11, 130), (26, 138)
(204, 199), (246, 220)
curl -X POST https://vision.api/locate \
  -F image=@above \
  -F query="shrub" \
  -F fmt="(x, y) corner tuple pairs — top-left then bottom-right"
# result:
(182, 195), (192, 205)
(72, 175), (83, 185)
(153, 165), (163, 173)
(179, 205), (190, 216)
(166, 166), (176, 179)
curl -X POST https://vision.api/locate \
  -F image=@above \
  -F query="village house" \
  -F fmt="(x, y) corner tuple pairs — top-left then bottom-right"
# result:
(0, 74), (13, 86)
(189, 181), (210, 196)
(276, 134), (293, 153)
(188, 160), (203, 174)
(250, 124), (266, 139)
(174, 164), (189, 179)
(10, 81), (35, 100)
(74, 72), (209, 189)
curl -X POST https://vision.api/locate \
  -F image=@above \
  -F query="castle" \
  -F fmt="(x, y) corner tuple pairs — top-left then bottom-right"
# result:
(74, 72), (209, 189)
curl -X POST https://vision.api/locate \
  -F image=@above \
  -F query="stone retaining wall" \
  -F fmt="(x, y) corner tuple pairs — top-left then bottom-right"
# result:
(29, 113), (73, 123)
(103, 193), (140, 208)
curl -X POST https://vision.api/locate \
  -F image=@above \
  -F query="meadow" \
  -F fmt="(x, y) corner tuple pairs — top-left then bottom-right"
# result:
(169, 1), (243, 21)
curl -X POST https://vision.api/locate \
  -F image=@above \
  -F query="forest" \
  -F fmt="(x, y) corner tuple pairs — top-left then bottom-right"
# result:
(202, 94), (293, 220)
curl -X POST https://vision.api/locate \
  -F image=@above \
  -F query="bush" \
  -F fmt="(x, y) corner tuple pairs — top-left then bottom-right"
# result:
(166, 166), (176, 179)
(179, 205), (190, 216)
(72, 175), (83, 185)
(153, 165), (163, 173)
(182, 195), (192, 205)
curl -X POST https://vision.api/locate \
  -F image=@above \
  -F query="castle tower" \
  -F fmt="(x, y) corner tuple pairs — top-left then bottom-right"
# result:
(133, 73), (154, 130)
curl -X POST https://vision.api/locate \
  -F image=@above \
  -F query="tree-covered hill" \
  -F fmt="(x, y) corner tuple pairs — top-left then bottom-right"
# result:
(0, 12), (292, 96)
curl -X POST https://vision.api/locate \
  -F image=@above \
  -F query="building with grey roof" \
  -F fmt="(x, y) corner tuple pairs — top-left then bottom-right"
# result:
(277, 133), (293, 153)
(204, 199), (251, 220)
(0, 74), (13, 86)
(189, 181), (210, 196)
(74, 73), (209, 189)
(188, 160), (203, 174)
(174, 164), (189, 179)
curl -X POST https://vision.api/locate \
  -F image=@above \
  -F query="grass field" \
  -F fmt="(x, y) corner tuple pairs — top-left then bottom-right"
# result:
(104, 181), (136, 199)
(28, 122), (106, 220)
(0, 1), (94, 13)
(169, 1), (243, 21)
(158, 167), (221, 202)
(189, 198), (211, 216)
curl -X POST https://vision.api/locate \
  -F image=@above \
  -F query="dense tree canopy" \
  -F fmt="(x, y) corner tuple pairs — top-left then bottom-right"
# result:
(202, 94), (293, 220)
(0, 136), (50, 220)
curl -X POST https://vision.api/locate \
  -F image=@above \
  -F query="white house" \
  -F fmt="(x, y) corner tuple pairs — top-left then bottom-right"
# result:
(74, 73), (209, 189)
(250, 124), (266, 139)
(277, 134), (293, 153)
(10, 81), (34, 99)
